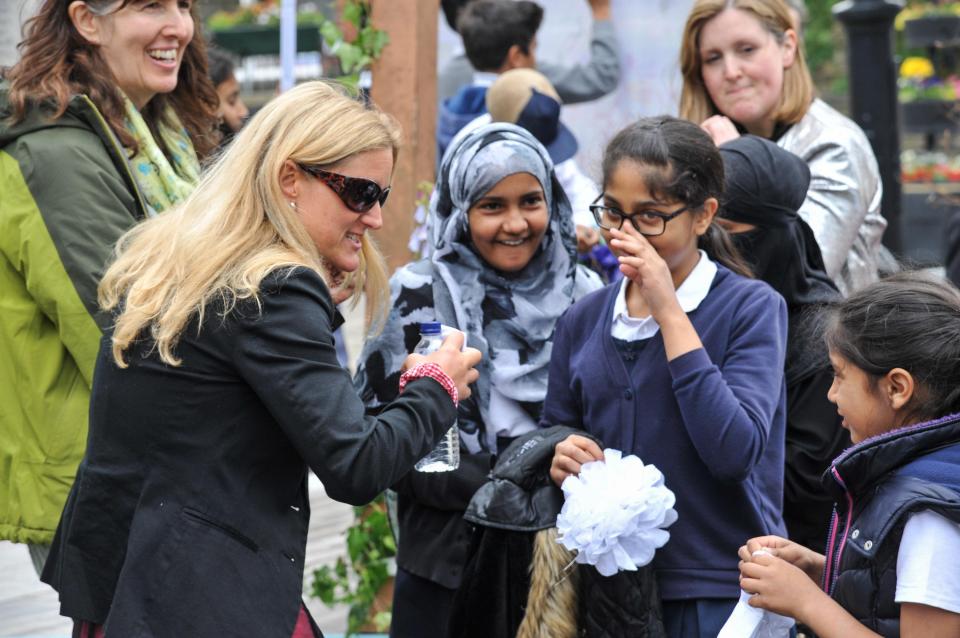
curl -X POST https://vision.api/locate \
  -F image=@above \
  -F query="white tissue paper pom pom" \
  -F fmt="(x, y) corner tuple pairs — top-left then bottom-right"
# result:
(555, 449), (678, 577)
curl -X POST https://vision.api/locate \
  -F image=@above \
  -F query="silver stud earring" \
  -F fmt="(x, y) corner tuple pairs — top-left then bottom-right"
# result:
(288, 200), (297, 211)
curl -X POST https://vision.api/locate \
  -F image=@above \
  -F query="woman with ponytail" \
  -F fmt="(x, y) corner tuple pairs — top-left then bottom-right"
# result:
(544, 116), (788, 637)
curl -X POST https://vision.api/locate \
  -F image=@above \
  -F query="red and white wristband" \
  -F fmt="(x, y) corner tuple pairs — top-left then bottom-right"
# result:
(399, 363), (459, 407)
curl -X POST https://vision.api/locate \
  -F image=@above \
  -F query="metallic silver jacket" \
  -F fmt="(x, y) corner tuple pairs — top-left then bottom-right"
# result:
(778, 99), (886, 296)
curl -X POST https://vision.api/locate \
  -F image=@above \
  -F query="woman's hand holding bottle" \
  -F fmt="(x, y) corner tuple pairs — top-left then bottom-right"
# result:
(403, 331), (481, 400)
(737, 538), (843, 634)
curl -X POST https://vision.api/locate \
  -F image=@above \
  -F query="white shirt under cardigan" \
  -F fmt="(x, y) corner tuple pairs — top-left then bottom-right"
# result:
(611, 250), (717, 341)
(487, 384), (537, 450)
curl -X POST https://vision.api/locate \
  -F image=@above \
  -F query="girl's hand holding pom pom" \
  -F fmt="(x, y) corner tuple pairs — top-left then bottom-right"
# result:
(551, 434), (605, 487)
(555, 449), (678, 577)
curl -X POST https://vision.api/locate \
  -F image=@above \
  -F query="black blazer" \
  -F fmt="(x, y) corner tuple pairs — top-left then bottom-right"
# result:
(41, 268), (455, 637)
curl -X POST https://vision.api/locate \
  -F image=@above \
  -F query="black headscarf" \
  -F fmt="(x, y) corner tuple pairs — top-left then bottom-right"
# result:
(720, 135), (838, 306)
(720, 135), (840, 385)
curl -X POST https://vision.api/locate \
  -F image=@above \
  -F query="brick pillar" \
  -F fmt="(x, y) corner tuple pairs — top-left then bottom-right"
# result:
(369, 0), (438, 272)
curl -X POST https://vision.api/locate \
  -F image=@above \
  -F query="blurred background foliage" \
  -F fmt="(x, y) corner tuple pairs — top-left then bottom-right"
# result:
(803, 0), (850, 105)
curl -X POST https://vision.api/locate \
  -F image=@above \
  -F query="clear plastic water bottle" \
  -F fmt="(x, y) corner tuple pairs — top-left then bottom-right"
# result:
(414, 321), (461, 473)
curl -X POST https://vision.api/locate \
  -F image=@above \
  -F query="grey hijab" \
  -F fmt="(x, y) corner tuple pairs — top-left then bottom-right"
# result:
(355, 123), (600, 453)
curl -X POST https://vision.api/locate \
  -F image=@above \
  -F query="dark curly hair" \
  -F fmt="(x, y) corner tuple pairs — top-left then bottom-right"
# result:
(4, 0), (220, 160)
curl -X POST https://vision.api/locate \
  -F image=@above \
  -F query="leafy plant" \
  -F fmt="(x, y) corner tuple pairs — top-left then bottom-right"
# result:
(311, 494), (396, 636)
(320, 0), (390, 87)
(803, 0), (841, 78)
(896, 1), (960, 30)
(205, 0), (389, 89)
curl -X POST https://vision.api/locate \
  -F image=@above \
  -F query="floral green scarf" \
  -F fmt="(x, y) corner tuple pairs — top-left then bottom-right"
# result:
(122, 94), (200, 215)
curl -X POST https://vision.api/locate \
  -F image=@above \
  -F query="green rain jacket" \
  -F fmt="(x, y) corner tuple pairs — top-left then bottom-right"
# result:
(0, 85), (147, 543)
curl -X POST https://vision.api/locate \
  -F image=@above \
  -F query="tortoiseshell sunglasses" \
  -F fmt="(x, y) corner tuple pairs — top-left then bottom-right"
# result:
(297, 164), (391, 213)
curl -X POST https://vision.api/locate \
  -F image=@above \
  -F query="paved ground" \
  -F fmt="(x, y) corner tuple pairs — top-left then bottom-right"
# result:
(0, 297), (371, 637)
(0, 541), (72, 637)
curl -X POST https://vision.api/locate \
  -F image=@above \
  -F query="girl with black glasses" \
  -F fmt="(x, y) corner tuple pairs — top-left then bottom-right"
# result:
(546, 116), (789, 638)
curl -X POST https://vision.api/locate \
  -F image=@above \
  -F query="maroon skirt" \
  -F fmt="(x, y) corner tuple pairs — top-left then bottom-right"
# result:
(73, 603), (319, 637)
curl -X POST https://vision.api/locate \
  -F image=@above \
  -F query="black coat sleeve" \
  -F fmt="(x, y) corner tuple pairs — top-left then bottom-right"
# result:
(230, 269), (457, 505)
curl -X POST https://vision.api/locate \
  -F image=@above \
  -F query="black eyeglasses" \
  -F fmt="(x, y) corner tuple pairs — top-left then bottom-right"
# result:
(297, 164), (391, 213)
(589, 194), (691, 237)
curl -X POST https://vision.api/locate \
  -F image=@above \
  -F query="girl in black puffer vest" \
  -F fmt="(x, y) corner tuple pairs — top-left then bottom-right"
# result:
(736, 272), (960, 638)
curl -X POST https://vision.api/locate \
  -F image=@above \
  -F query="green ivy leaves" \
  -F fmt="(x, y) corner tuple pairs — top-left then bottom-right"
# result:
(311, 495), (397, 636)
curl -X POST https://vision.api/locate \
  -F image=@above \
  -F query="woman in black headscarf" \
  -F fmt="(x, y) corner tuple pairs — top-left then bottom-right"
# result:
(717, 135), (847, 550)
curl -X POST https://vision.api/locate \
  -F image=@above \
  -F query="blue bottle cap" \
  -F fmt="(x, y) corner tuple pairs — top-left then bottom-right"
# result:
(419, 321), (442, 335)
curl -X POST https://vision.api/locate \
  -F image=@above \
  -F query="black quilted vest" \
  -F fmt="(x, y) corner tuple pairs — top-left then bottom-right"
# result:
(820, 412), (960, 637)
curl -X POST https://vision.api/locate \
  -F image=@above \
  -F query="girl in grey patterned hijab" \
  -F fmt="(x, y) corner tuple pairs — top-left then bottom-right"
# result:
(354, 123), (600, 637)
(355, 122), (600, 454)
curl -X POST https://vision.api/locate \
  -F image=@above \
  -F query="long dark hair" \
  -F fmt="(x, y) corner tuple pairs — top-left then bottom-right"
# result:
(206, 45), (237, 88)
(5, 0), (219, 160)
(825, 271), (960, 423)
(601, 116), (753, 278)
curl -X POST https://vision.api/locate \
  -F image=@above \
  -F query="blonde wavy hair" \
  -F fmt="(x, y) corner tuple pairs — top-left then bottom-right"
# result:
(679, 0), (814, 127)
(99, 81), (400, 367)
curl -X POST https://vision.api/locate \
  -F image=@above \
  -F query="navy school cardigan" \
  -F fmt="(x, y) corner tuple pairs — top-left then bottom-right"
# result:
(542, 264), (788, 600)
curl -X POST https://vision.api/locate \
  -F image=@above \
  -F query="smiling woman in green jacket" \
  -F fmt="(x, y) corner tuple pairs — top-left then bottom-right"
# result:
(0, 0), (217, 570)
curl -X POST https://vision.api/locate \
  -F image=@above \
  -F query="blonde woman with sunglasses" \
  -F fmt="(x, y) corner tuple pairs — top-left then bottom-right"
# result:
(40, 81), (481, 637)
